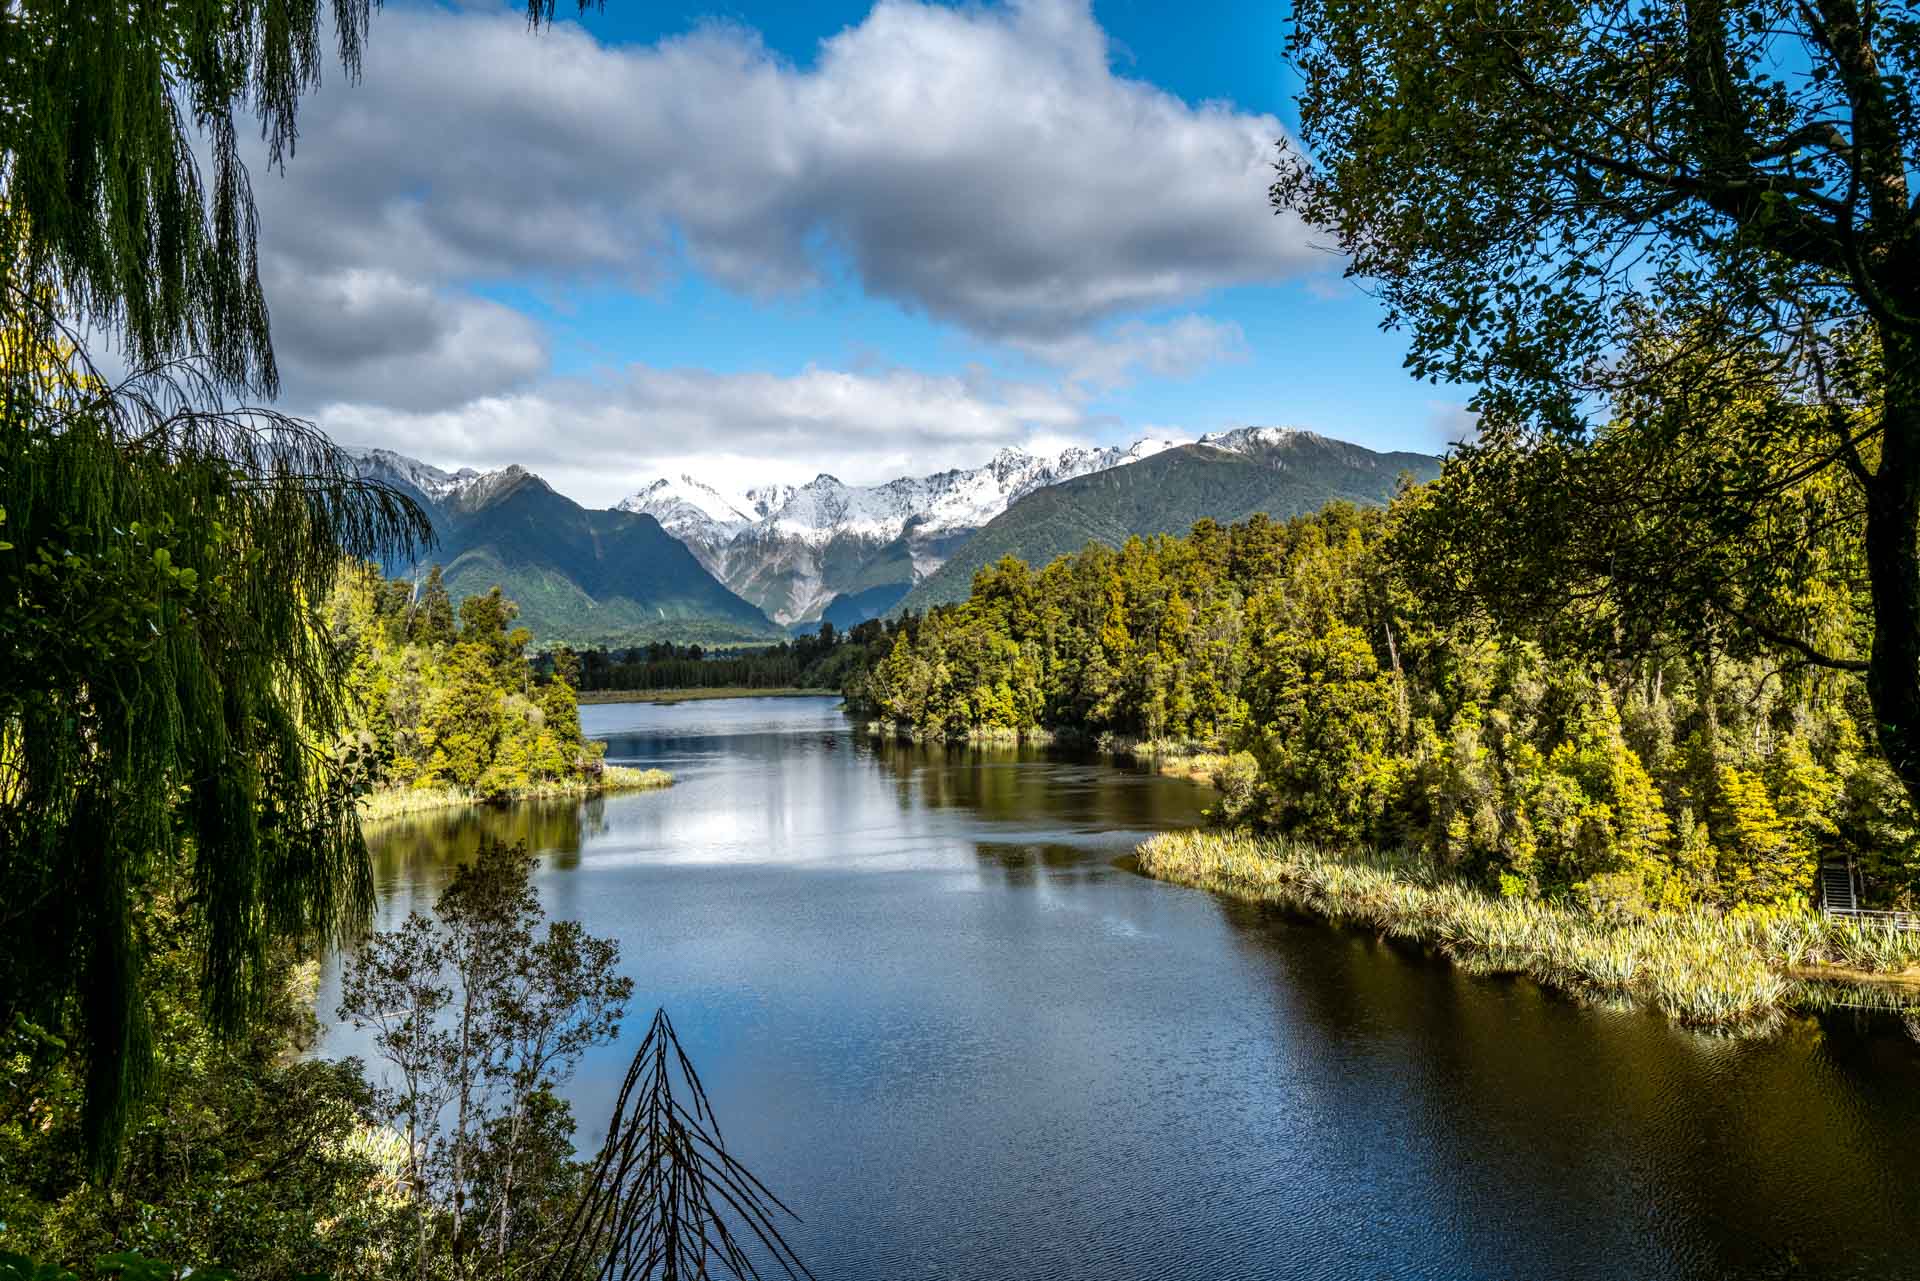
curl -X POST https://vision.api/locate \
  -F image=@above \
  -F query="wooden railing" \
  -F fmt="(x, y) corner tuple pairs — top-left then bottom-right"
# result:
(1821, 906), (1920, 932)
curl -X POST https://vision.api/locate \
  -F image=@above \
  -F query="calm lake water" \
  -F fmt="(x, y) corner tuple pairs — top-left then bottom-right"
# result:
(319, 696), (1920, 1280)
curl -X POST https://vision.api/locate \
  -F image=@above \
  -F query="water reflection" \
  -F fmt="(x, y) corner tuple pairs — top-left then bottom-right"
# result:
(319, 697), (1920, 1281)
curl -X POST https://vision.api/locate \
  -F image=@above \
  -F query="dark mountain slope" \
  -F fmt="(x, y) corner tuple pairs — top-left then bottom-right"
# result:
(355, 454), (781, 647)
(897, 436), (1440, 613)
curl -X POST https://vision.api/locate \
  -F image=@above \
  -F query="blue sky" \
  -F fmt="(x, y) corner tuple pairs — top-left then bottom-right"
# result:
(257, 0), (1465, 506)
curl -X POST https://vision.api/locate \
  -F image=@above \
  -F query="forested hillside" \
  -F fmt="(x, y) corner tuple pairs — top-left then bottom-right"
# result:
(573, 625), (888, 695)
(896, 433), (1440, 613)
(852, 505), (1916, 914)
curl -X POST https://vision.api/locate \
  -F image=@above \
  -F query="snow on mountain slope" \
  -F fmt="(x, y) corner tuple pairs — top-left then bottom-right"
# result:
(617, 475), (759, 547)
(345, 447), (487, 501)
(1197, 425), (1315, 453)
(630, 437), (1187, 552)
(613, 437), (1188, 624)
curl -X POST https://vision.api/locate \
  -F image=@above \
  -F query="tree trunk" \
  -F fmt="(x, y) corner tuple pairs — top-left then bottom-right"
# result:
(495, 1094), (526, 1258)
(450, 1000), (473, 1255)
(1864, 339), (1920, 813)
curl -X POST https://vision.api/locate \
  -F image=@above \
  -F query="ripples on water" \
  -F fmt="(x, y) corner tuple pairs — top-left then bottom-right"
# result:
(319, 697), (1920, 1281)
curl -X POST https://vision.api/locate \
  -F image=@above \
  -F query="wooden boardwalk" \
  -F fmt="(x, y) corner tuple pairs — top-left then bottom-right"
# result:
(1818, 858), (1920, 930)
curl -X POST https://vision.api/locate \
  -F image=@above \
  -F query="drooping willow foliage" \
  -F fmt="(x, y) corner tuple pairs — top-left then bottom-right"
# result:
(0, 0), (604, 398)
(0, 299), (430, 1175)
(0, 0), (611, 1185)
(540, 1010), (813, 1281)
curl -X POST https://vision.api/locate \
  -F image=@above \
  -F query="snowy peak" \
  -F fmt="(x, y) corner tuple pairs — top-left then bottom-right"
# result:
(444, 464), (545, 512)
(744, 484), (795, 520)
(606, 436), (1206, 624)
(1196, 425), (1322, 454)
(617, 474), (759, 543)
(346, 446), (481, 499)
(347, 447), (536, 510)
(744, 435), (1194, 546)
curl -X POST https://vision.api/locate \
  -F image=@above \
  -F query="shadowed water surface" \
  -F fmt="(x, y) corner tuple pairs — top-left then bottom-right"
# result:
(318, 697), (1920, 1280)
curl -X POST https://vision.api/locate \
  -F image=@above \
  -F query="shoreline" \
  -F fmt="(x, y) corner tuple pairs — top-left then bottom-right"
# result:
(855, 721), (1241, 767)
(1135, 829), (1920, 1032)
(357, 764), (673, 824)
(579, 687), (839, 706)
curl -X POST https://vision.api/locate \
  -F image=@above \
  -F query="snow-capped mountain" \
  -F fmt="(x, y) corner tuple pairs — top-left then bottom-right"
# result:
(342, 446), (549, 514)
(345, 447), (486, 502)
(1199, 425), (1311, 453)
(340, 425), (1433, 639)
(615, 476), (760, 571)
(342, 448), (781, 646)
(619, 437), (1186, 624)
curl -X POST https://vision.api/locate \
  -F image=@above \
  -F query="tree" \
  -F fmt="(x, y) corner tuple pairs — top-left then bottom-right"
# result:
(1, 0), (601, 1176)
(2, 902), (411, 1281)
(433, 843), (541, 1255)
(1240, 620), (1399, 840)
(414, 568), (457, 648)
(422, 642), (504, 791)
(336, 913), (453, 1281)
(338, 839), (631, 1275)
(1274, 0), (1920, 816)
(488, 919), (629, 1259)
(458, 587), (533, 686)
(0, 345), (429, 1176)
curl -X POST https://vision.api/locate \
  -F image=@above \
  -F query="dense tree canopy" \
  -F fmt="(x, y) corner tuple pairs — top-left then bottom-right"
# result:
(851, 508), (1916, 912)
(570, 623), (891, 695)
(326, 566), (603, 801)
(0, 339), (427, 1176)
(0, 0), (606, 1177)
(1272, 0), (1920, 813)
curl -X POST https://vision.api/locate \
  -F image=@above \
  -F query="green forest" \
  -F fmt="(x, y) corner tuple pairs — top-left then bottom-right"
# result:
(848, 496), (1916, 914)
(569, 624), (885, 696)
(323, 564), (670, 814)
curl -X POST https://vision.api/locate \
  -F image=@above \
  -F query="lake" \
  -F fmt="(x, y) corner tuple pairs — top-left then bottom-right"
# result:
(319, 696), (1920, 1280)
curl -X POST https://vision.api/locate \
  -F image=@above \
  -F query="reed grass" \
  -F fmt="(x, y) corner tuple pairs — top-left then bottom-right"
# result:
(862, 720), (1056, 745)
(1092, 735), (1248, 788)
(579, 687), (837, 705)
(356, 766), (673, 824)
(1136, 830), (1920, 1032)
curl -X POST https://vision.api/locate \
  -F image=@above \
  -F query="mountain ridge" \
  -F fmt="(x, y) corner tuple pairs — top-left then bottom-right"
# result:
(345, 449), (784, 648)
(893, 431), (1443, 615)
(617, 437), (1188, 623)
(345, 425), (1442, 646)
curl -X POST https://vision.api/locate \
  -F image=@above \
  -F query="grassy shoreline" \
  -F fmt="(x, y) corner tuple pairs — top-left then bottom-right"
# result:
(357, 765), (673, 823)
(1136, 829), (1920, 1032)
(579, 687), (838, 706)
(856, 722), (1244, 758)
(862, 719), (1057, 745)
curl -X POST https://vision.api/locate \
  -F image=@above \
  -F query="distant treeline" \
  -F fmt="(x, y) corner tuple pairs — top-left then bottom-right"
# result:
(562, 618), (907, 693)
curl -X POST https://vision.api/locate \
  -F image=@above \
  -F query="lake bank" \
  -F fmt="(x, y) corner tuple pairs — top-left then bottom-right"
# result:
(356, 764), (673, 824)
(579, 686), (839, 705)
(1135, 828), (1920, 1032)
(855, 722), (1244, 775)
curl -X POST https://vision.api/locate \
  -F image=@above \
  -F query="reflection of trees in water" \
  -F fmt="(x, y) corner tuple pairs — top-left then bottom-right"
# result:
(862, 738), (1208, 832)
(1201, 897), (1920, 1275)
(970, 842), (1109, 891)
(369, 797), (603, 892)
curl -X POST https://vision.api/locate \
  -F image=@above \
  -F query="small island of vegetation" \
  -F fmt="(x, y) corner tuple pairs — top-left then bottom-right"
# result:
(324, 565), (673, 821)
